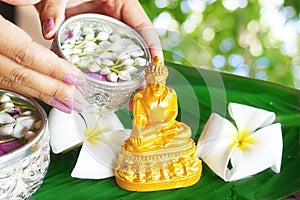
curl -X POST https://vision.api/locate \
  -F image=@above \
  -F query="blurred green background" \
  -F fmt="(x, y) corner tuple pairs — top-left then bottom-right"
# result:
(140, 0), (300, 89)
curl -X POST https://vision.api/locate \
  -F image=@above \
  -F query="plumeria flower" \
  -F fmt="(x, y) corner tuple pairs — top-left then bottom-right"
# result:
(0, 113), (36, 138)
(48, 108), (130, 179)
(197, 103), (283, 182)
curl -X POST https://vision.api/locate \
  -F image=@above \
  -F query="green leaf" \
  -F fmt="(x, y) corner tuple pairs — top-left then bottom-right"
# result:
(32, 62), (300, 200)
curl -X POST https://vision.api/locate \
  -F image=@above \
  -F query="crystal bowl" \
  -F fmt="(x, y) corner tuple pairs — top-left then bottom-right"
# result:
(52, 13), (151, 111)
(0, 89), (50, 200)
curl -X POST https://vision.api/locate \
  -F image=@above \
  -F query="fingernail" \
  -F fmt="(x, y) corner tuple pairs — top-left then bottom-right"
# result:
(43, 17), (54, 35)
(63, 98), (83, 113)
(63, 75), (85, 86)
(50, 98), (72, 114)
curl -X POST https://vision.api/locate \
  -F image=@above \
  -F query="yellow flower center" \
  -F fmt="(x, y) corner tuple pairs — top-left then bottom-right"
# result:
(84, 127), (102, 145)
(230, 130), (255, 151)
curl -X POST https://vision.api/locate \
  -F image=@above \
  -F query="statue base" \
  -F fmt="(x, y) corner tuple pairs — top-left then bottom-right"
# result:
(115, 139), (202, 191)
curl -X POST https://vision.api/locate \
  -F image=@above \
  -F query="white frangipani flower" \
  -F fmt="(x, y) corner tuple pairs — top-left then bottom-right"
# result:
(48, 108), (130, 179)
(0, 113), (36, 138)
(197, 103), (283, 182)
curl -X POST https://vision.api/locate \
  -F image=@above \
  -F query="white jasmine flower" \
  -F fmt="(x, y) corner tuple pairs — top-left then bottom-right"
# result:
(99, 41), (111, 50)
(197, 103), (283, 182)
(109, 34), (121, 42)
(102, 59), (114, 66)
(71, 55), (81, 64)
(1, 102), (14, 110)
(72, 48), (82, 54)
(85, 33), (95, 40)
(0, 94), (11, 103)
(130, 49), (145, 57)
(110, 40), (124, 52)
(97, 52), (114, 60)
(118, 70), (131, 81)
(88, 62), (101, 72)
(77, 58), (90, 67)
(125, 65), (138, 73)
(116, 53), (130, 60)
(83, 46), (95, 53)
(123, 58), (135, 66)
(86, 41), (97, 47)
(107, 72), (118, 82)
(97, 32), (110, 41)
(134, 57), (147, 66)
(100, 68), (111, 75)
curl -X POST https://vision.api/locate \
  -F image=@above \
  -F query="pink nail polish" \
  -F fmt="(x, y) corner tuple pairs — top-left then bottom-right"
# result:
(63, 98), (83, 113)
(50, 98), (72, 114)
(43, 17), (54, 35)
(63, 75), (85, 86)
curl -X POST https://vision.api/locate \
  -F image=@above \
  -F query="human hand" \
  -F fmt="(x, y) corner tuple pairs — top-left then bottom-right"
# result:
(0, 16), (83, 113)
(35, 0), (163, 60)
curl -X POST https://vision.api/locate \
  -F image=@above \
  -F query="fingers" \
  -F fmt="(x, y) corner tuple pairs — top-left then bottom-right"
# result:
(0, 17), (80, 86)
(0, 54), (84, 113)
(121, 0), (163, 60)
(35, 0), (68, 39)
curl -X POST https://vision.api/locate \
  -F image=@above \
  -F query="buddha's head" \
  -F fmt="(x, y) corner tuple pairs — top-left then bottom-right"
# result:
(145, 56), (168, 85)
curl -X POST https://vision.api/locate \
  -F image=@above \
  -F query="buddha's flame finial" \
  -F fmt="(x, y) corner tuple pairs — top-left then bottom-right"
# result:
(145, 56), (168, 85)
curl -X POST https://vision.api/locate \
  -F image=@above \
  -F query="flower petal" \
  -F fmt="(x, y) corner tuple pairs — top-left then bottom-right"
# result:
(197, 113), (237, 180)
(12, 124), (27, 138)
(80, 110), (125, 134)
(71, 145), (114, 179)
(0, 113), (15, 124)
(227, 123), (283, 181)
(228, 103), (275, 133)
(18, 116), (36, 129)
(48, 109), (84, 154)
(82, 129), (131, 168)
(0, 124), (14, 136)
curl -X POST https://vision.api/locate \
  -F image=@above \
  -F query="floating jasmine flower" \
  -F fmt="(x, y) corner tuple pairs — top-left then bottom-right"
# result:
(197, 103), (283, 182)
(99, 68), (111, 75)
(97, 31), (110, 41)
(88, 62), (101, 73)
(59, 17), (148, 83)
(118, 70), (131, 81)
(0, 94), (11, 103)
(48, 108), (130, 179)
(123, 58), (135, 66)
(109, 34), (121, 42)
(107, 72), (118, 82)
(134, 57), (147, 66)
(125, 65), (138, 73)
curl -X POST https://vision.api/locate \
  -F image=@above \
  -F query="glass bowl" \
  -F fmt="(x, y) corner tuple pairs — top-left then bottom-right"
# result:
(0, 89), (50, 200)
(52, 13), (151, 111)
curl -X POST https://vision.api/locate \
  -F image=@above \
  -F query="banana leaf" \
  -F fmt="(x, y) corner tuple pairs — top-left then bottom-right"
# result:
(32, 62), (300, 200)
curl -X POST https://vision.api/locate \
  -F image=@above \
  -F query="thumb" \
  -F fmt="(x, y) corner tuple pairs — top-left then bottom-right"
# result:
(35, 0), (67, 39)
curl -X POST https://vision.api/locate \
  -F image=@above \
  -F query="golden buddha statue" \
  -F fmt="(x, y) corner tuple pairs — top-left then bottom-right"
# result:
(115, 56), (202, 191)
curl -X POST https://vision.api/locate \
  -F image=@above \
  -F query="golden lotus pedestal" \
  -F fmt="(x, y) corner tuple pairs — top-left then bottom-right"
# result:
(115, 139), (202, 191)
